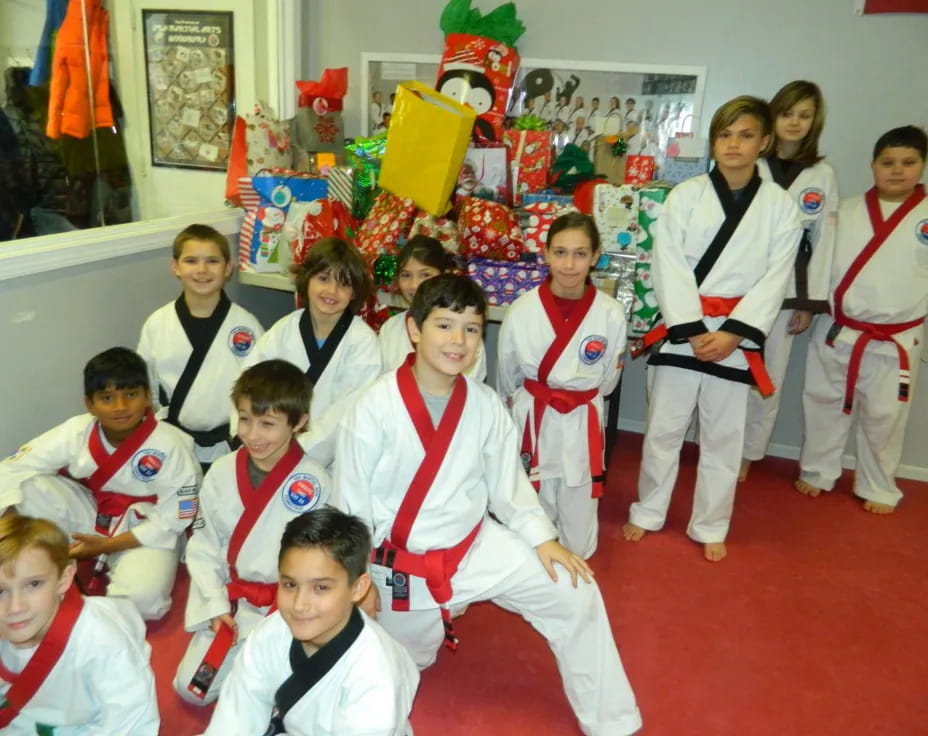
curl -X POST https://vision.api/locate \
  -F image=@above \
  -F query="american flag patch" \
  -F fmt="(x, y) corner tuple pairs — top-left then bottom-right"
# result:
(178, 498), (199, 520)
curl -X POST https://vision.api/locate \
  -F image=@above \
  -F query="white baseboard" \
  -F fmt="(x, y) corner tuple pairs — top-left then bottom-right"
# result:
(615, 419), (928, 482)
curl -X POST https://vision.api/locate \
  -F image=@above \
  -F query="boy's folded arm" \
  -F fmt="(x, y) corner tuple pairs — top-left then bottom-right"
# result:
(0, 418), (84, 507)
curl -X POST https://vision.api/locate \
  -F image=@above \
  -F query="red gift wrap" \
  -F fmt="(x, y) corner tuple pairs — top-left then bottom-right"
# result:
(625, 155), (656, 186)
(503, 130), (552, 205)
(436, 33), (519, 144)
(355, 191), (417, 266)
(520, 200), (576, 254)
(457, 197), (524, 261)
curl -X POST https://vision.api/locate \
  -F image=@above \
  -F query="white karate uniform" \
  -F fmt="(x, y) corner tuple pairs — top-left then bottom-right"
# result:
(623, 109), (643, 154)
(175, 449), (332, 704)
(537, 99), (555, 123)
(497, 286), (626, 558)
(0, 596), (159, 735)
(569, 106), (587, 124)
(0, 414), (201, 619)
(799, 193), (928, 507)
(246, 310), (382, 424)
(602, 109), (623, 137)
(138, 298), (264, 464)
(743, 158), (839, 460)
(334, 371), (642, 736)
(202, 610), (419, 736)
(630, 172), (801, 542)
(555, 104), (571, 124)
(379, 309), (487, 382)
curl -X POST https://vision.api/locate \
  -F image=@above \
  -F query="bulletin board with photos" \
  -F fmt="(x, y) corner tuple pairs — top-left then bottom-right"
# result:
(142, 10), (235, 170)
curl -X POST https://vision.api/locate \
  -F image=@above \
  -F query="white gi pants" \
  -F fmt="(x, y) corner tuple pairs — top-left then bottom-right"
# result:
(538, 478), (598, 560)
(16, 475), (180, 619)
(373, 522), (642, 736)
(743, 310), (796, 460)
(798, 322), (921, 507)
(630, 365), (748, 543)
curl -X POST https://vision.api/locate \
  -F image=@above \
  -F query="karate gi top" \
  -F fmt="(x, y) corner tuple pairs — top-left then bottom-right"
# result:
(649, 170), (802, 383)
(247, 310), (382, 423)
(379, 309), (487, 382)
(138, 296), (263, 462)
(827, 193), (928, 358)
(498, 285), (626, 485)
(334, 371), (558, 610)
(0, 597), (159, 735)
(0, 414), (200, 548)
(203, 610), (418, 736)
(185, 449), (331, 631)
(758, 157), (839, 309)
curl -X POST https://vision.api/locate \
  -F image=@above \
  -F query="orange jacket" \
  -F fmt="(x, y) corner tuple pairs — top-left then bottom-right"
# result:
(46, 0), (113, 139)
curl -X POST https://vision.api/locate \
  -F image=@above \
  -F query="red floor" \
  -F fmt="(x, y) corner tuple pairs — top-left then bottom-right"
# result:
(149, 435), (928, 735)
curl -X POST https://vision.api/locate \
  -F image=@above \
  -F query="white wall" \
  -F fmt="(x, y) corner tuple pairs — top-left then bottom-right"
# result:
(0, 1), (43, 105)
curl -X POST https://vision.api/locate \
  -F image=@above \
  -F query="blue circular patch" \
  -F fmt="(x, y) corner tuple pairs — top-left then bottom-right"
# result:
(916, 219), (928, 246)
(798, 187), (824, 215)
(282, 473), (321, 513)
(132, 449), (166, 482)
(228, 326), (256, 356)
(579, 335), (607, 365)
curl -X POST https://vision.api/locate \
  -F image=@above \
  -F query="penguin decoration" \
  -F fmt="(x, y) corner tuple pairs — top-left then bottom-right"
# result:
(436, 47), (498, 142)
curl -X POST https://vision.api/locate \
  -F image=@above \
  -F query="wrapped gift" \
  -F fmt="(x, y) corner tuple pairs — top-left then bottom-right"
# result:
(630, 185), (672, 338)
(592, 252), (637, 320)
(345, 133), (387, 220)
(593, 184), (640, 254)
(238, 171), (328, 273)
(410, 209), (459, 253)
(520, 200), (576, 254)
(293, 68), (347, 154)
(457, 197), (524, 261)
(325, 166), (354, 209)
(625, 155), (655, 186)
(379, 81), (476, 216)
(661, 136), (710, 184)
(436, 33), (519, 143)
(467, 257), (548, 306)
(225, 103), (293, 206)
(504, 129), (552, 205)
(456, 146), (510, 204)
(593, 137), (627, 186)
(284, 199), (352, 268)
(521, 190), (574, 207)
(355, 190), (417, 266)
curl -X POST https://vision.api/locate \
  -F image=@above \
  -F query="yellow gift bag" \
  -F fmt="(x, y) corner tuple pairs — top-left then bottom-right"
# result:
(379, 81), (476, 216)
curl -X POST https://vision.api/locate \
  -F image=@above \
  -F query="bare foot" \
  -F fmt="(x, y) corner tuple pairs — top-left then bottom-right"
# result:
(704, 542), (727, 562)
(794, 479), (821, 497)
(862, 500), (895, 515)
(622, 523), (647, 542)
(738, 459), (751, 482)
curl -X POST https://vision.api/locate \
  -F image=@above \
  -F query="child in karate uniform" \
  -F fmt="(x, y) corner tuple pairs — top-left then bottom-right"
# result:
(138, 224), (264, 467)
(0, 515), (159, 734)
(0, 347), (201, 618)
(380, 234), (487, 381)
(623, 96), (801, 562)
(498, 213), (626, 558)
(335, 274), (641, 736)
(245, 237), (381, 425)
(201, 508), (419, 736)
(796, 125), (928, 513)
(741, 81), (838, 480)
(175, 360), (332, 704)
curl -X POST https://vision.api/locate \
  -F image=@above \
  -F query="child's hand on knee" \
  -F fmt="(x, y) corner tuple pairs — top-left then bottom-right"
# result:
(535, 540), (593, 587)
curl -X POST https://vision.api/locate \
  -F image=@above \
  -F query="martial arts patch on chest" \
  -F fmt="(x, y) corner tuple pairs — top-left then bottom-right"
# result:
(131, 448), (166, 481)
(579, 335), (608, 365)
(227, 325), (257, 356)
(916, 218), (928, 246)
(281, 473), (322, 513)
(798, 187), (825, 215)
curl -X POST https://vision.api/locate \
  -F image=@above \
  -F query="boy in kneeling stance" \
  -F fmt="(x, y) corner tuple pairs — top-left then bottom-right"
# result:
(335, 275), (641, 736)
(175, 360), (332, 704)
(797, 126), (928, 513)
(0, 515), (159, 734)
(202, 508), (419, 736)
(0, 347), (201, 618)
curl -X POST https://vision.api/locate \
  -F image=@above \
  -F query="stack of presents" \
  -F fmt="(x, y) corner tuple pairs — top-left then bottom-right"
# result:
(225, 0), (707, 344)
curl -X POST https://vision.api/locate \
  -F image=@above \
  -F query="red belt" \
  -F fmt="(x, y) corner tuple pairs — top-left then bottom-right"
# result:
(826, 314), (924, 414)
(640, 295), (775, 396)
(520, 379), (603, 498)
(227, 574), (277, 609)
(88, 487), (156, 535)
(371, 520), (482, 651)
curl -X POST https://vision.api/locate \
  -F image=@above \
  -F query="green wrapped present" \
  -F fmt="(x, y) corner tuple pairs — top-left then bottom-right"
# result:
(630, 185), (672, 339)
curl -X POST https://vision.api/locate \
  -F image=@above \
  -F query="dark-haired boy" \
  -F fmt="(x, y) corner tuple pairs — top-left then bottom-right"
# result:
(201, 508), (418, 736)
(175, 359), (332, 705)
(0, 347), (201, 620)
(797, 125), (928, 513)
(138, 223), (264, 467)
(334, 274), (641, 736)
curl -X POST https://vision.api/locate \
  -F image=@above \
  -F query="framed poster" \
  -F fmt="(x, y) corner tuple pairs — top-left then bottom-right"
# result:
(142, 10), (235, 170)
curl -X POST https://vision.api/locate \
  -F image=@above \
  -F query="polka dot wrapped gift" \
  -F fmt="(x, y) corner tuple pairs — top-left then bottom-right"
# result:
(467, 257), (549, 306)
(520, 200), (576, 253)
(457, 196), (525, 261)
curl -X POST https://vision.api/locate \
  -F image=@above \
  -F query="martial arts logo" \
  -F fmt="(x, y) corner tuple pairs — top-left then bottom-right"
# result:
(916, 219), (928, 246)
(132, 449), (166, 481)
(283, 473), (321, 513)
(228, 326), (256, 356)
(798, 188), (824, 215)
(579, 335), (608, 365)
